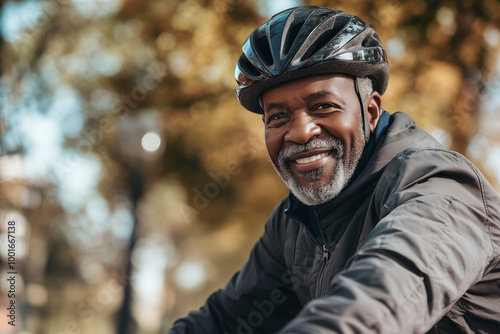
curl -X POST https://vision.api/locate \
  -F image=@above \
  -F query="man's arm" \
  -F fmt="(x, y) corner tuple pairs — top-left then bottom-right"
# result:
(168, 200), (303, 334)
(280, 148), (499, 333)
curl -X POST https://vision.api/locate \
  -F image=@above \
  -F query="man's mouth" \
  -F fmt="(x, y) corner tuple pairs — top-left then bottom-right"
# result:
(283, 149), (335, 174)
(288, 149), (333, 164)
(294, 152), (330, 164)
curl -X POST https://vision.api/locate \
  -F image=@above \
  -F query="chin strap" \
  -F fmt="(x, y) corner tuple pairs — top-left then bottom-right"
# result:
(354, 77), (371, 142)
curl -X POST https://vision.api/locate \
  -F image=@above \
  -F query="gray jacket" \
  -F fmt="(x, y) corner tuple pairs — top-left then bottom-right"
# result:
(169, 112), (500, 333)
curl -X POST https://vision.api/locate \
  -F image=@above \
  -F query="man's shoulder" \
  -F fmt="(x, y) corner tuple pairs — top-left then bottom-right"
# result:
(384, 111), (440, 146)
(378, 146), (495, 205)
(392, 144), (472, 170)
(365, 111), (443, 176)
(380, 112), (476, 175)
(385, 146), (473, 178)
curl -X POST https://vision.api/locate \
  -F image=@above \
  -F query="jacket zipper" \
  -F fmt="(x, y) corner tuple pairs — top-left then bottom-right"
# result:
(322, 244), (330, 260)
(285, 208), (331, 297)
(312, 207), (331, 261)
(312, 208), (332, 296)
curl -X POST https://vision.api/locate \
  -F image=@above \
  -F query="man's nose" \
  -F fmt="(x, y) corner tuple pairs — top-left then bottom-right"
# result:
(284, 112), (321, 144)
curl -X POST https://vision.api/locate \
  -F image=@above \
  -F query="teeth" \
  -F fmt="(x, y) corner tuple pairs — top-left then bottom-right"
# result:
(295, 152), (329, 164)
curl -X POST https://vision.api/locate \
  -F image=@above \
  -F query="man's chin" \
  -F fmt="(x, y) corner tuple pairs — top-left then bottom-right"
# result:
(290, 185), (338, 206)
(285, 176), (340, 206)
(280, 165), (349, 206)
(293, 171), (329, 189)
(294, 175), (328, 189)
(273, 161), (347, 205)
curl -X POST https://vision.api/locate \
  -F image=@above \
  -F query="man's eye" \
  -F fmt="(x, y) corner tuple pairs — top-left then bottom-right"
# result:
(316, 103), (336, 110)
(268, 112), (288, 123)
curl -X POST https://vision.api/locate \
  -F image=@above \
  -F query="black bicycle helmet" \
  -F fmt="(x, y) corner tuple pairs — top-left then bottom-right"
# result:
(235, 6), (389, 115)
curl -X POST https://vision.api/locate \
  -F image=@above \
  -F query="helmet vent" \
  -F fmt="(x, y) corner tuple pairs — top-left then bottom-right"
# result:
(253, 34), (274, 67)
(362, 35), (379, 47)
(282, 20), (305, 57)
(238, 55), (261, 78)
(300, 28), (339, 62)
(300, 15), (350, 62)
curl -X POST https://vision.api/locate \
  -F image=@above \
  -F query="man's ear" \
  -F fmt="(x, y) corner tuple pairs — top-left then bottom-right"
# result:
(366, 91), (382, 134)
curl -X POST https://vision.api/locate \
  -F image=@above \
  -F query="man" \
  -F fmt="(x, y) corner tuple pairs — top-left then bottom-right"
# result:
(169, 6), (500, 333)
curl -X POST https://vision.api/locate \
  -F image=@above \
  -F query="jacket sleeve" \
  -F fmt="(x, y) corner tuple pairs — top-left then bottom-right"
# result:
(280, 148), (499, 333)
(168, 200), (303, 334)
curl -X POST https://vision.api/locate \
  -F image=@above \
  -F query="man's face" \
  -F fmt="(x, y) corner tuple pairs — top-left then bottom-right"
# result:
(261, 74), (366, 205)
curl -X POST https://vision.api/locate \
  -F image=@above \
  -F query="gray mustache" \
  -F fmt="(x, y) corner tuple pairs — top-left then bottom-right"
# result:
(278, 137), (345, 162)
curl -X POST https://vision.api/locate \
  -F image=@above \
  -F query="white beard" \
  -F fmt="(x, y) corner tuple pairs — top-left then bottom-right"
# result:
(272, 129), (364, 206)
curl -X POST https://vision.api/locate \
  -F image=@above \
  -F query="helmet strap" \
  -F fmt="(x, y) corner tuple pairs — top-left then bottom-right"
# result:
(354, 76), (371, 142)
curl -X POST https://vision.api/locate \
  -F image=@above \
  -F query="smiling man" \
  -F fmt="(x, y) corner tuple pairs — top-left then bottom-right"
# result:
(169, 6), (500, 334)
(262, 74), (374, 206)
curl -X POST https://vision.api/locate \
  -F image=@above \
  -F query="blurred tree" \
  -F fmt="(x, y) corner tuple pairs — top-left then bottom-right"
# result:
(2, 0), (270, 333)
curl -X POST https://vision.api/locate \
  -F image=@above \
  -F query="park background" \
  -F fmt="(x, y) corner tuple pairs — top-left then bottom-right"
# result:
(1, 0), (500, 333)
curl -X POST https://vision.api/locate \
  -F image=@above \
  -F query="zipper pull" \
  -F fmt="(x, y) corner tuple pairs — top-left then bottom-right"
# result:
(322, 245), (330, 261)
